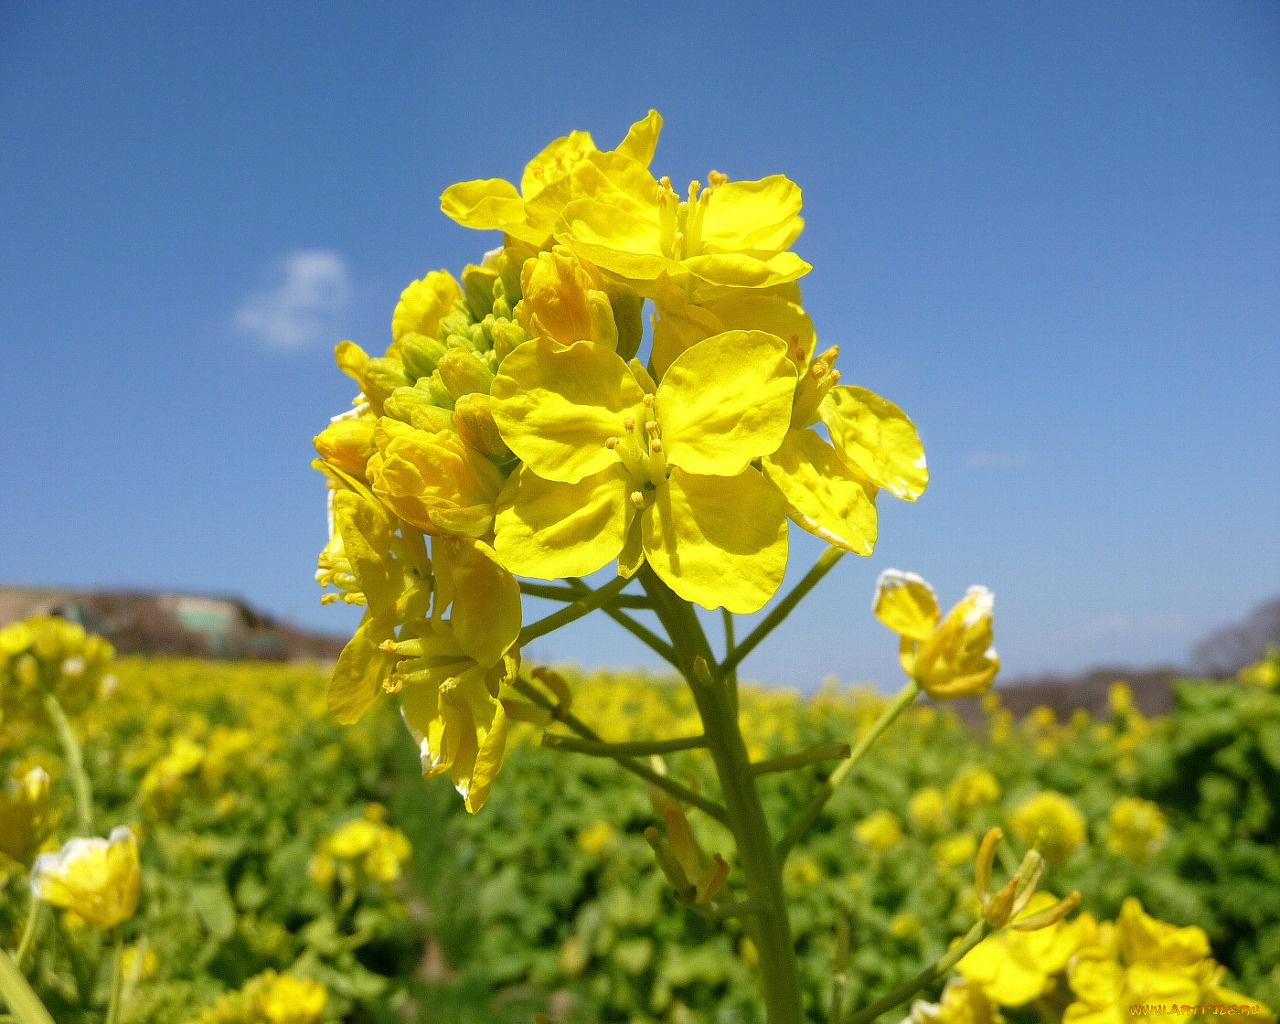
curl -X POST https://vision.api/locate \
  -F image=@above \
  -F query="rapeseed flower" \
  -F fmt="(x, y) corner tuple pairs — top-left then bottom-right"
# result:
(30, 825), (141, 929)
(1106, 796), (1167, 862)
(855, 810), (904, 852)
(441, 110), (663, 248)
(949, 766), (1001, 813)
(1008, 792), (1087, 862)
(873, 571), (1000, 698)
(908, 786), (949, 834)
(491, 331), (796, 612)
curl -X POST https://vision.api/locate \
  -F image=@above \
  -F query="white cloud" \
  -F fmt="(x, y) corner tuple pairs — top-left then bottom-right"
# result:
(235, 250), (351, 349)
(965, 449), (1032, 469)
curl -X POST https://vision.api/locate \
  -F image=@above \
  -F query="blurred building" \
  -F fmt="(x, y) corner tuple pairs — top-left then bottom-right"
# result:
(0, 585), (346, 661)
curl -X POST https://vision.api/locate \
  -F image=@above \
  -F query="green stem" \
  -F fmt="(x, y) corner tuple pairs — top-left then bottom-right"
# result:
(719, 547), (845, 679)
(562, 579), (679, 667)
(778, 680), (921, 859)
(514, 678), (728, 824)
(542, 733), (706, 757)
(104, 931), (124, 1024)
(0, 950), (56, 1024)
(752, 743), (851, 777)
(640, 567), (804, 1024)
(40, 692), (93, 834)
(517, 575), (632, 646)
(14, 900), (39, 970)
(842, 920), (989, 1024)
(520, 581), (649, 609)
(829, 904), (852, 1024)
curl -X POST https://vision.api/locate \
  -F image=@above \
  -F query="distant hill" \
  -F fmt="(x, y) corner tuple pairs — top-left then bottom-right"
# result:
(1190, 595), (1280, 676)
(0, 585), (346, 662)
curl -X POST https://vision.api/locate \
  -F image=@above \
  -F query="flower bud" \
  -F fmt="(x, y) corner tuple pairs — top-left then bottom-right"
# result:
(356, 357), (412, 412)
(461, 262), (500, 321)
(313, 416), (376, 480)
(398, 331), (449, 382)
(31, 826), (141, 929)
(382, 385), (454, 433)
(391, 270), (463, 348)
(488, 318), (529, 362)
(436, 347), (496, 401)
(453, 393), (514, 463)
(367, 420), (506, 538)
(516, 247), (618, 349)
(911, 586), (1000, 699)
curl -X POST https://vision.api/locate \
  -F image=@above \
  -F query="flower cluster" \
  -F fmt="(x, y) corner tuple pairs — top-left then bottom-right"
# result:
(0, 615), (115, 722)
(308, 803), (412, 887)
(182, 969), (327, 1024)
(313, 111), (928, 810)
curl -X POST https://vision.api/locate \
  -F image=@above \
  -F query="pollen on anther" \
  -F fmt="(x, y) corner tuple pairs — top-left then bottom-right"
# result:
(629, 491), (645, 508)
(384, 677), (404, 695)
(605, 437), (619, 449)
(623, 417), (636, 431)
(651, 439), (664, 454)
(642, 393), (655, 408)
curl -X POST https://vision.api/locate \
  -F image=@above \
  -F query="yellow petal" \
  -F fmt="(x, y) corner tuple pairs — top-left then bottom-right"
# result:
(821, 385), (928, 501)
(682, 250), (811, 289)
(515, 247), (616, 350)
(872, 569), (941, 640)
(658, 330), (796, 476)
(491, 339), (645, 483)
(399, 679), (447, 777)
(555, 199), (674, 283)
(433, 537), (521, 668)
(391, 271), (463, 347)
(331, 489), (399, 613)
(521, 130), (597, 198)
(440, 178), (526, 232)
(614, 110), (663, 166)
(495, 464), (635, 580)
(762, 428), (877, 554)
(328, 610), (396, 725)
(643, 466), (787, 614)
(914, 586), (999, 699)
(700, 175), (804, 255)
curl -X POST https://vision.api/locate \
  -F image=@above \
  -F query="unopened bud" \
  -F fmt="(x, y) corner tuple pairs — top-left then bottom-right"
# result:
(399, 331), (450, 382)
(453, 393), (514, 463)
(313, 416), (376, 480)
(974, 826), (1002, 899)
(531, 667), (573, 711)
(437, 348), (495, 400)
(1009, 890), (1081, 932)
(982, 876), (1019, 928)
(461, 262), (500, 321)
(488, 318), (529, 362)
(356, 356), (412, 411)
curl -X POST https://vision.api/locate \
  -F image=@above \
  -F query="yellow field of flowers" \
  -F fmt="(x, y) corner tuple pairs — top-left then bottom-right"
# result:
(2, 616), (1278, 1023)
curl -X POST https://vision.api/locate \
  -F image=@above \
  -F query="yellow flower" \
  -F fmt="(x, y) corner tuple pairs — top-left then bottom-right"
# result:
(367, 418), (507, 539)
(909, 787), (949, 834)
(441, 110), (663, 248)
(0, 767), (52, 867)
(515, 247), (620, 350)
(30, 826), (141, 929)
(1064, 900), (1275, 1024)
(257, 973), (327, 1024)
(873, 571), (1000, 699)
(0, 615), (115, 717)
(905, 978), (1004, 1024)
(1106, 797), (1167, 862)
(949, 766), (1001, 813)
(577, 820), (615, 857)
(318, 807), (412, 884)
(855, 809), (904, 852)
(932, 833), (979, 871)
(958, 892), (1097, 1006)
(390, 270), (464, 356)
(313, 412), (376, 481)
(891, 911), (925, 939)
(557, 168), (811, 292)
(1007, 792), (1087, 862)
(491, 331), (796, 612)
(1238, 653), (1279, 688)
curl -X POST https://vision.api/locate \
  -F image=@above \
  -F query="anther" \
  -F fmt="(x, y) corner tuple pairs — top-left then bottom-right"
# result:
(651, 439), (664, 454)
(605, 437), (619, 450)
(642, 393), (655, 408)
(623, 417), (636, 431)
(630, 491), (645, 508)
(383, 677), (404, 695)
(688, 180), (701, 204)
(708, 169), (728, 187)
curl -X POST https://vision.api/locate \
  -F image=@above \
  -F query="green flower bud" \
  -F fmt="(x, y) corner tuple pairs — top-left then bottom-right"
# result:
(453, 393), (514, 463)
(382, 385), (454, 432)
(461, 262), (499, 321)
(437, 348), (495, 400)
(356, 357), (411, 411)
(399, 331), (449, 382)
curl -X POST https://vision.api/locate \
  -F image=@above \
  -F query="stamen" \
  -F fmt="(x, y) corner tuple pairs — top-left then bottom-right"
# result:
(708, 169), (728, 187)
(688, 180), (701, 204)
(629, 491), (645, 508)
(650, 439), (663, 454)
(623, 417), (636, 431)
(605, 437), (619, 449)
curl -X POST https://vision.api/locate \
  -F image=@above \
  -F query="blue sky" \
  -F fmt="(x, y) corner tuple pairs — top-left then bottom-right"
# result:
(2, 3), (1277, 691)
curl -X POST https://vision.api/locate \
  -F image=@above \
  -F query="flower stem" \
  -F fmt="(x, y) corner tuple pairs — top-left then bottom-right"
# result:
(14, 899), (39, 970)
(541, 733), (706, 757)
(104, 931), (124, 1024)
(777, 680), (921, 860)
(517, 575), (632, 646)
(40, 692), (94, 834)
(519, 581), (650, 609)
(515, 677), (728, 824)
(0, 950), (56, 1024)
(751, 742), (851, 777)
(563, 578), (679, 667)
(719, 547), (845, 679)
(640, 568), (804, 1024)
(842, 919), (989, 1024)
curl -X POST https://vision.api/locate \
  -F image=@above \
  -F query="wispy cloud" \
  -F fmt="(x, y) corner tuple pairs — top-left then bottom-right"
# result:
(235, 250), (351, 349)
(965, 449), (1032, 469)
